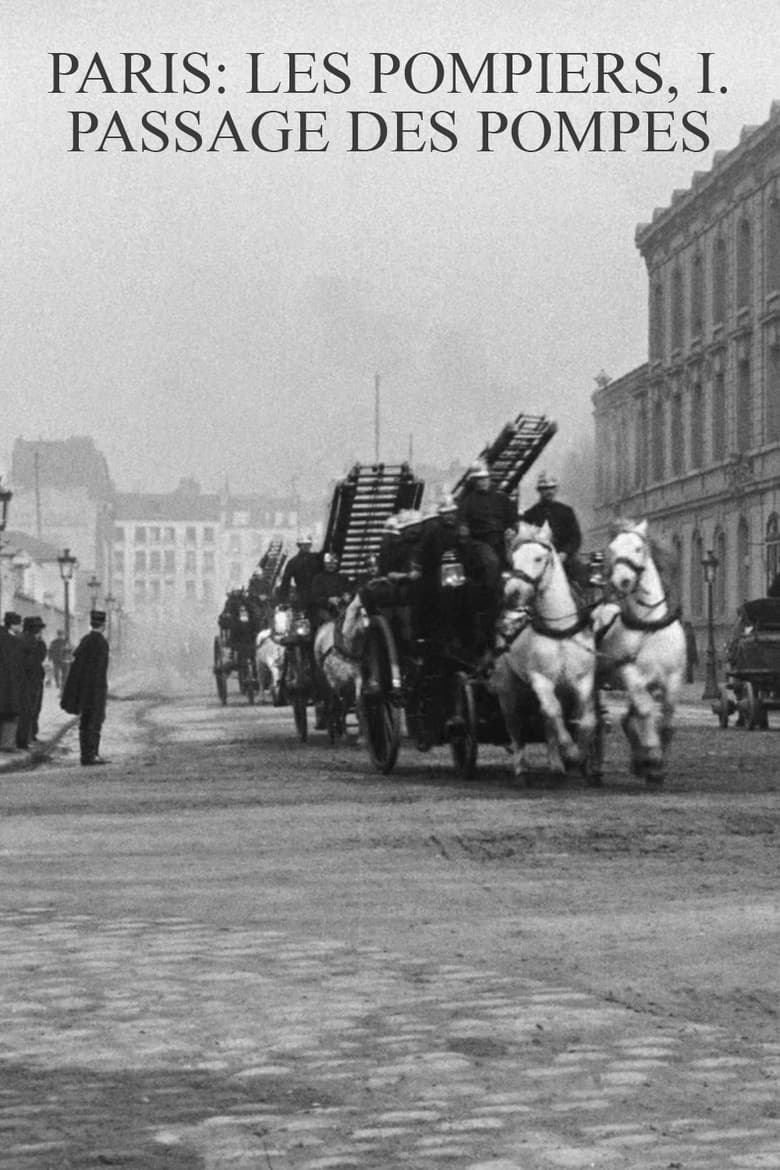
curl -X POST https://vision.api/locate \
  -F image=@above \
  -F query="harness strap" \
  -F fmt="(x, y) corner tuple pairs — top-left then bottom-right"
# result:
(531, 611), (592, 639)
(620, 606), (682, 634)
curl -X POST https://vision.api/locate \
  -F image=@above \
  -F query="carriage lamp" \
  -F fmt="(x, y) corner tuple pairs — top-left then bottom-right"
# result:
(702, 548), (719, 701)
(87, 574), (101, 607)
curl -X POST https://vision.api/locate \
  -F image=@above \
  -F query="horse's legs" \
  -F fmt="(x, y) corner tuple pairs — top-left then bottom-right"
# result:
(529, 672), (579, 770)
(495, 671), (530, 781)
(619, 664), (662, 771)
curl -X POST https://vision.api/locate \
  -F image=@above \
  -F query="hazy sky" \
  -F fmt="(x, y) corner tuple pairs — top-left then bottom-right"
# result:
(3, 1), (779, 497)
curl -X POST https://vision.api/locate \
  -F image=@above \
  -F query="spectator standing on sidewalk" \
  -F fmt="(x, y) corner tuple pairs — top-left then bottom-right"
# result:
(0, 611), (25, 753)
(19, 616), (47, 745)
(61, 610), (110, 766)
(683, 621), (699, 684)
(47, 629), (67, 690)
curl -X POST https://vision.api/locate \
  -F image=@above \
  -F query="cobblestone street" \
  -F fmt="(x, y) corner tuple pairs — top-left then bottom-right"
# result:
(1, 684), (779, 1168)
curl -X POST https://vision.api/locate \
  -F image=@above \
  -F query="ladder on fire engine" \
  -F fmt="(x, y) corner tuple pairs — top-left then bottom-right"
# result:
(451, 413), (557, 501)
(324, 462), (425, 581)
(255, 538), (286, 594)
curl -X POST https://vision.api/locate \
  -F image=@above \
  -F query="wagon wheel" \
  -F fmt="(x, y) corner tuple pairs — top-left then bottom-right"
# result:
(360, 616), (401, 774)
(741, 681), (760, 730)
(289, 645), (309, 742)
(583, 690), (606, 786)
(449, 672), (478, 779)
(717, 683), (731, 729)
(213, 637), (228, 706)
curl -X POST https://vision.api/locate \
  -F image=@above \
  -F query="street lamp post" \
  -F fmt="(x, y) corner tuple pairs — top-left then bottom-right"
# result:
(87, 574), (101, 610)
(701, 548), (719, 701)
(57, 548), (78, 683)
(0, 480), (13, 617)
(105, 592), (115, 644)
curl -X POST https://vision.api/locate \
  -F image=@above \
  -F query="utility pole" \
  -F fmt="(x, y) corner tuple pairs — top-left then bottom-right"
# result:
(34, 450), (42, 538)
(374, 373), (380, 464)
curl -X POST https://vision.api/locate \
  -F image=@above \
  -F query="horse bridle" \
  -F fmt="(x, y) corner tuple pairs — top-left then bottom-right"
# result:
(610, 533), (667, 613)
(507, 540), (554, 593)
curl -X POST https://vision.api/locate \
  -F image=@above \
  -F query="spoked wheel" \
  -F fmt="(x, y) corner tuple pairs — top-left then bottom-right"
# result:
(213, 638), (228, 706)
(289, 645), (309, 742)
(741, 680), (760, 730)
(717, 683), (731, 729)
(449, 672), (478, 779)
(360, 617), (401, 774)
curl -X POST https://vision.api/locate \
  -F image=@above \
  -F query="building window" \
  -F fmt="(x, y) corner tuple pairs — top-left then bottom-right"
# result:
(713, 236), (727, 325)
(652, 397), (665, 482)
(113, 550), (124, 573)
(670, 392), (684, 475)
(149, 526), (161, 544)
(768, 338), (780, 442)
(766, 514), (780, 591)
(767, 196), (780, 296)
(671, 267), (684, 351)
(204, 526), (215, 544)
(690, 531), (703, 616)
(164, 578), (175, 595)
(712, 368), (726, 460)
(134, 550), (146, 572)
(149, 580), (161, 600)
(114, 526), (124, 543)
(651, 281), (664, 361)
(164, 549), (175, 574)
(737, 218), (752, 310)
(185, 550), (196, 573)
(737, 517), (750, 600)
(203, 579), (214, 602)
(185, 580), (196, 598)
(185, 526), (197, 544)
(164, 526), (176, 543)
(633, 396), (647, 487)
(229, 533), (241, 554)
(134, 526), (146, 544)
(691, 252), (704, 337)
(736, 354), (752, 452)
(690, 382), (704, 469)
(715, 528), (726, 614)
(133, 580), (145, 602)
(149, 550), (161, 572)
(203, 551), (215, 573)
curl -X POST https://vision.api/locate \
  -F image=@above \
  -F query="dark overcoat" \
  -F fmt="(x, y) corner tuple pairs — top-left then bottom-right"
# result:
(0, 628), (25, 717)
(61, 630), (109, 718)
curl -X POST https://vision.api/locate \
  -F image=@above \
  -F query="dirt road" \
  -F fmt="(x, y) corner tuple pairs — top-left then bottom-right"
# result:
(0, 682), (778, 1168)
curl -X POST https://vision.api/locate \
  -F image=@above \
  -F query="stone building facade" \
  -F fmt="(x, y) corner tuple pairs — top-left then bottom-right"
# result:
(592, 101), (780, 644)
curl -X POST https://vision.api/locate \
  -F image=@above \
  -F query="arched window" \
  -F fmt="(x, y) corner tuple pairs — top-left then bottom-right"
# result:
(671, 391), (684, 476)
(713, 237), (727, 325)
(737, 218), (752, 310)
(712, 367), (727, 460)
(672, 267), (684, 351)
(669, 533), (683, 608)
(714, 527), (727, 614)
(767, 196), (780, 296)
(652, 281), (665, 361)
(634, 396), (647, 487)
(736, 352), (752, 452)
(737, 517), (750, 600)
(652, 396), (665, 482)
(690, 531), (704, 616)
(690, 381), (704, 468)
(766, 514), (780, 591)
(768, 331), (780, 442)
(691, 252), (704, 336)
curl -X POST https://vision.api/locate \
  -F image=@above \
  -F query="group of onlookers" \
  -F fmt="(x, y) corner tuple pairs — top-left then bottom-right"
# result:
(0, 611), (56, 754)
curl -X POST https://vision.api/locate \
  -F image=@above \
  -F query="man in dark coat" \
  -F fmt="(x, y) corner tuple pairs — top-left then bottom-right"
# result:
(521, 471), (582, 563)
(0, 611), (26, 752)
(309, 554), (353, 628)
(456, 461), (517, 588)
(277, 534), (322, 622)
(48, 629), (67, 690)
(61, 610), (110, 766)
(18, 616), (47, 747)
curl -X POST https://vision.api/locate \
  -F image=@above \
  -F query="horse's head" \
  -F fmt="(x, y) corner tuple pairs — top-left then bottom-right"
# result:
(341, 593), (369, 656)
(607, 519), (650, 596)
(506, 521), (556, 605)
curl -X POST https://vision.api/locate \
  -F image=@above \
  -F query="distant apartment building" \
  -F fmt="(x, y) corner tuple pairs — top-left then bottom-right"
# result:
(592, 101), (780, 640)
(8, 436), (115, 581)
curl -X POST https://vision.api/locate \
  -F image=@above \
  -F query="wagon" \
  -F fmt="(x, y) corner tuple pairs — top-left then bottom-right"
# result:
(357, 412), (606, 780)
(714, 598), (780, 729)
(213, 590), (261, 705)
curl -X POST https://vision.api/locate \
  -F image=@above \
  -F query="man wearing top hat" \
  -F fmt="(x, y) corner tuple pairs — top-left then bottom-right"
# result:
(18, 616), (47, 748)
(0, 611), (26, 752)
(61, 610), (110, 766)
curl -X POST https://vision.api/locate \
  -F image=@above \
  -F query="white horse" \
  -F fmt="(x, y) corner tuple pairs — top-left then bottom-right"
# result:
(256, 605), (292, 705)
(490, 522), (597, 780)
(312, 593), (368, 741)
(597, 519), (686, 784)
